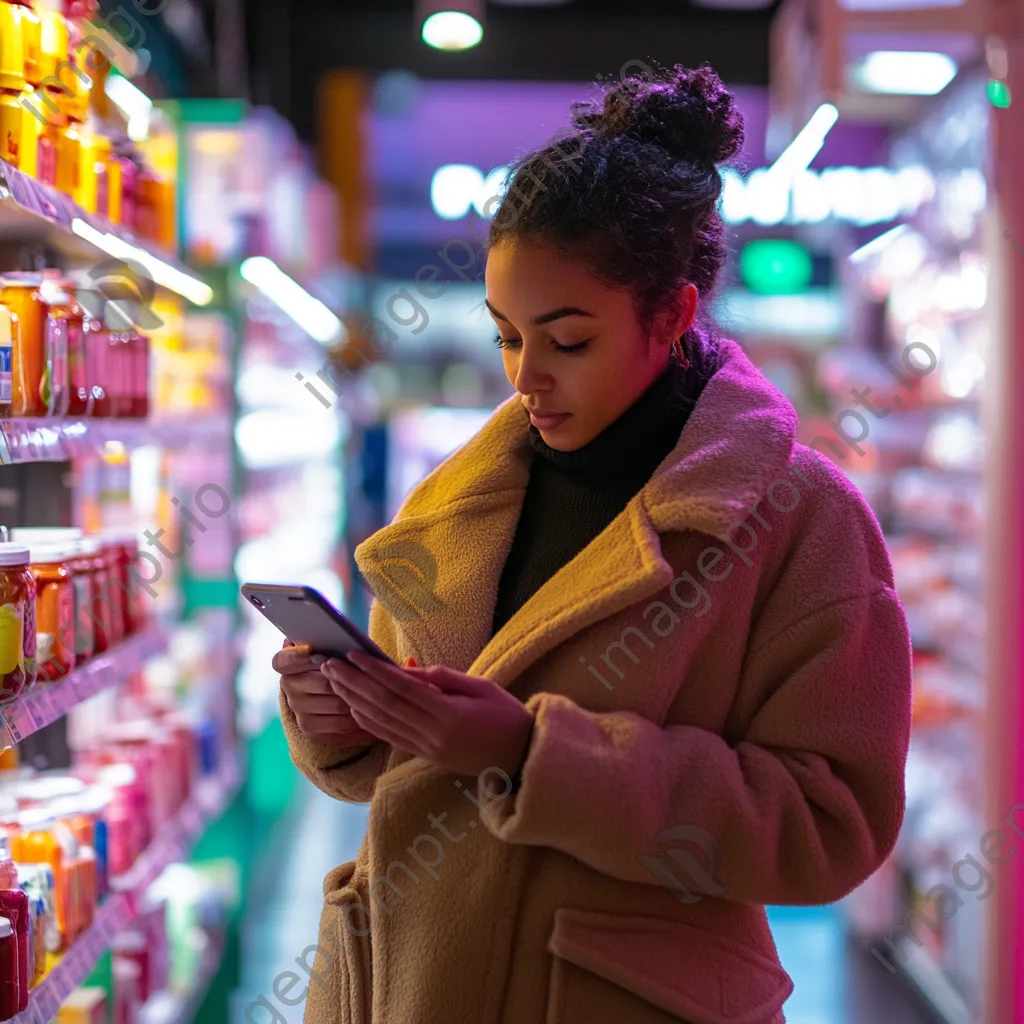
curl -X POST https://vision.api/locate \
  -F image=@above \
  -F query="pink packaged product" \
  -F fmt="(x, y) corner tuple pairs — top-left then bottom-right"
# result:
(0, 839), (29, 1013)
(0, 916), (20, 1019)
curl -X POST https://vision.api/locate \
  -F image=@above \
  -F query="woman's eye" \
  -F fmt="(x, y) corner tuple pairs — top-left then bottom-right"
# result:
(493, 335), (590, 354)
(555, 339), (591, 354)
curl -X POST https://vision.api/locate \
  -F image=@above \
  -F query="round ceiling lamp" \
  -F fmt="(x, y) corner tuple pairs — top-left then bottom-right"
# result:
(418, 0), (485, 51)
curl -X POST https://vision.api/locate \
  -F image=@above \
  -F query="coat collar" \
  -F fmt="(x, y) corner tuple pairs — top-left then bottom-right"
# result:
(354, 340), (798, 684)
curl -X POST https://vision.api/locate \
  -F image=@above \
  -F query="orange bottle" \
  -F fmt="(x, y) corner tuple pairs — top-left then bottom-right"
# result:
(10, 810), (76, 950)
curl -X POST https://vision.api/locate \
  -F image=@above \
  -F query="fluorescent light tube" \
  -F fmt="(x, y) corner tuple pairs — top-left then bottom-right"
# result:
(240, 256), (345, 346)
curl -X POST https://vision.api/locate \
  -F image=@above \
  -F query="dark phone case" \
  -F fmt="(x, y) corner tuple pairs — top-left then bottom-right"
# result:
(241, 584), (394, 663)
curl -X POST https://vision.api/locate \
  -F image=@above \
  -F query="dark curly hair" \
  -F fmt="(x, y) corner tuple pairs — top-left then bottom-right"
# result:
(486, 62), (744, 375)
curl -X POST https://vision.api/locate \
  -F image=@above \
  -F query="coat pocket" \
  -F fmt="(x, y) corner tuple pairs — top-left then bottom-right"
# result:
(545, 908), (792, 1024)
(302, 859), (374, 1024)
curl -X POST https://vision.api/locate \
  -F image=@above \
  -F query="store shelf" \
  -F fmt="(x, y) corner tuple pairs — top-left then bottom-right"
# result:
(0, 157), (211, 307)
(0, 624), (166, 749)
(0, 416), (233, 465)
(8, 752), (241, 1024)
(138, 931), (226, 1024)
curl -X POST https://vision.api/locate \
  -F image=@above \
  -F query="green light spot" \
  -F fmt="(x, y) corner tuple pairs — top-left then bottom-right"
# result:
(740, 240), (814, 295)
(988, 80), (1011, 108)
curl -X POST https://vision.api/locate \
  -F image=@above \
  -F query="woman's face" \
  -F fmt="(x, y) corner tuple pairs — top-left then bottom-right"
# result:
(485, 240), (696, 451)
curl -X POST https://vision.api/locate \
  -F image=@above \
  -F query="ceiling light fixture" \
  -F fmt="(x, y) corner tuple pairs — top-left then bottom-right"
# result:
(417, 0), (484, 51)
(849, 51), (958, 96)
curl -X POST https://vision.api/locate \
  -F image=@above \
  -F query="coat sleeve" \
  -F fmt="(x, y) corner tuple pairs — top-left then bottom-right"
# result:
(279, 596), (398, 804)
(477, 584), (914, 906)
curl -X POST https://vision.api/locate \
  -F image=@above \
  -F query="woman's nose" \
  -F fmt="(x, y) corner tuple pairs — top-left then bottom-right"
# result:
(513, 344), (552, 395)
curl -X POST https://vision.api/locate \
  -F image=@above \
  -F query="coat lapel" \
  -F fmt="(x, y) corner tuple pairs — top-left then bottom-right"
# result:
(353, 340), (798, 690)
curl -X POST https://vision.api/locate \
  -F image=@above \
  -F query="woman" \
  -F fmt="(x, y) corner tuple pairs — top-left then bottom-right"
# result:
(274, 64), (913, 1024)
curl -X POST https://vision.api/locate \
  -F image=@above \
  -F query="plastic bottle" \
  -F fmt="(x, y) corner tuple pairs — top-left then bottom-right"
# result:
(35, 0), (69, 187)
(0, 916), (20, 1018)
(0, 2), (26, 168)
(10, 808), (76, 950)
(0, 838), (30, 1011)
(13, 0), (42, 180)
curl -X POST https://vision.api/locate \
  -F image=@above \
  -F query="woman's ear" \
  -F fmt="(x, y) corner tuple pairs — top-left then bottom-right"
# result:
(651, 284), (699, 349)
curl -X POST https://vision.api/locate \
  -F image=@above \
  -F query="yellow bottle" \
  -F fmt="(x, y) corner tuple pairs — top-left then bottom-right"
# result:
(0, 2), (26, 168)
(36, 0), (69, 190)
(106, 140), (122, 223)
(56, 65), (90, 204)
(15, 1), (42, 179)
(78, 129), (110, 216)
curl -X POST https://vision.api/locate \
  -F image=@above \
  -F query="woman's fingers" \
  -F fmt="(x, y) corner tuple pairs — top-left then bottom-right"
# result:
(280, 670), (338, 698)
(273, 645), (326, 675)
(294, 712), (377, 746)
(288, 693), (357, 715)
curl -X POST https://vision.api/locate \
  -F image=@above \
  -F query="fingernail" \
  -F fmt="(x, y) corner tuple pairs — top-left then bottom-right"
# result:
(310, 654), (326, 666)
(406, 656), (418, 667)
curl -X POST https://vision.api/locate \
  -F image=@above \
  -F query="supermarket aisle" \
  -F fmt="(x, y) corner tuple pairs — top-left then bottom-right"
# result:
(233, 783), (369, 1022)
(235, 785), (936, 1024)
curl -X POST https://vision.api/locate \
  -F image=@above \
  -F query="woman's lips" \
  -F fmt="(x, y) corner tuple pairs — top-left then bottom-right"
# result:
(529, 410), (571, 430)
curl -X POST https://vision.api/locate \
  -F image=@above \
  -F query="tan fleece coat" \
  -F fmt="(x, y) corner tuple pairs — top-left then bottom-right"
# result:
(280, 339), (913, 1024)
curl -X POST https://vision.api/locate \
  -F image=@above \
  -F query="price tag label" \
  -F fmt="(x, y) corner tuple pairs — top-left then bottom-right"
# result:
(37, 988), (58, 1020)
(0, 422), (13, 467)
(33, 690), (53, 726)
(20, 696), (43, 732)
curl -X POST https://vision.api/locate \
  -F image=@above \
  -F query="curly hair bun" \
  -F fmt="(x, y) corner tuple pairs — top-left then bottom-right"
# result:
(574, 63), (744, 168)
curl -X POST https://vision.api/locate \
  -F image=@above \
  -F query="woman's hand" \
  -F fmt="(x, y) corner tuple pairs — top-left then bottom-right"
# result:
(320, 650), (535, 780)
(273, 642), (380, 748)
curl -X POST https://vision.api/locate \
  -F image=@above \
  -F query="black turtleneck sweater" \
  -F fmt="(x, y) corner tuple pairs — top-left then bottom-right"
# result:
(491, 348), (714, 636)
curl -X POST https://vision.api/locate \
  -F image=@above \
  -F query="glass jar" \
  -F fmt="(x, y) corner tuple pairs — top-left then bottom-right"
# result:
(130, 332), (149, 418)
(83, 314), (109, 417)
(101, 531), (138, 637)
(99, 538), (124, 647)
(66, 542), (95, 666)
(0, 543), (36, 705)
(38, 276), (70, 418)
(1, 274), (46, 418)
(28, 544), (76, 682)
(63, 284), (89, 417)
(79, 537), (121, 653)
(0, 303), (13, 417)
(107, 330), (133, 418)
(8, 528), (86, 671)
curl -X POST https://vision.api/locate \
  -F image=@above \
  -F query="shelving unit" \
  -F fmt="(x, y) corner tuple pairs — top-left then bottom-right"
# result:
(0, 158), (210, 307)
(0, 417), (232, 466)
(7, 754), (240, 1024)
(0, 624), (166, 748)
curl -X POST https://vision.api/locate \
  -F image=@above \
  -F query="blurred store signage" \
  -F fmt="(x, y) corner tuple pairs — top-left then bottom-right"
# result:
(714, 288), (845, 345)
(430, 162), (940, 227)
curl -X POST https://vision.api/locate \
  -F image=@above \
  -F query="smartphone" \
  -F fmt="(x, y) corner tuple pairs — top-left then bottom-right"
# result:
(241, 583), (395, 664)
